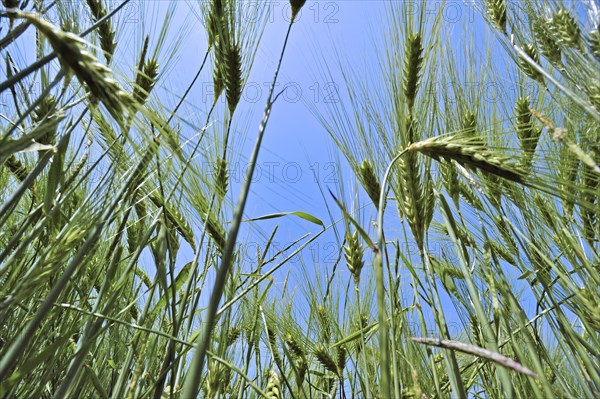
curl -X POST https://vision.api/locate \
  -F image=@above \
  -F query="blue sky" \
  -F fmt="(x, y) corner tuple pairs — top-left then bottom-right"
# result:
(117, 1), (543, 316)
(8, 0), (552, 326)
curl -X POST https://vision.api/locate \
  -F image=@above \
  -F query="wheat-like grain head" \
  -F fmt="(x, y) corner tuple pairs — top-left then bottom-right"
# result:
(397, 116), (428, 251)
(226, 326), (241, 347)
(515, 97), (541, 170)
(266, 369), (281, 399)
(519, 43), (544, 83)
(214, 157), (229, 203)
(267, 326), (282, 364)
(551, 8), (582, 50)
(314, 345), (338, 375)
(462, 110), (477, 136)
(206, 0), (225, 48)
(408, 135), (526, 184)
(134, 59), (159, 106)
(290, 0), (307, 21)
(533, 18), (562, 65)
(485, 0), (507, 33)
(18, 12), (131, 120)
(85, 0), (116, 63)
(358, 159), (381, 209)
(589, 23), (600, 60)
(315, 304), (331, 342)
(336, 345), (347, 377)
(284, 332), (306, 359)
(344, 230), (365, 285)
(403, 33), (424, 111)
(224, 42), (242, 115)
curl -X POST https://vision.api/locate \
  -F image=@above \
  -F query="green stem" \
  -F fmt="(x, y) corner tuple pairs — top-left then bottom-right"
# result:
(180, 21), (296, 398)
(374, 149), (408, 399)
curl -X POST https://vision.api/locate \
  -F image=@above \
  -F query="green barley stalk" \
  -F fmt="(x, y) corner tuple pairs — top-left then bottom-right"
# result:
(180, 3), (305, 395)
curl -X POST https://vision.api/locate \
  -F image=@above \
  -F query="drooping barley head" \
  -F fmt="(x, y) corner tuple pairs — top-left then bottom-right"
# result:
(19, 12), (131, 120)
(408, 134), (527, 184)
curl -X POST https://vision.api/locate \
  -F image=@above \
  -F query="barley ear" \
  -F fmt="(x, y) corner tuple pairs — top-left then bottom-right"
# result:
(266, 369), (281, 399)
(284, 333), (306, 359)
(485, 0), (507, 33)
(206, 0), (225, 48)
(314, 345), (338, 375)
(519, 43), (544, 83)
(290, 0), (307, 21)
(398, 116), (426, 251)
(533, 18), (561, 65)
(134, 58), (159, 105)
(226, 326), (241, 347)
(132, 35), (150, 104)
(514, 97), (541, 169)
(316, 305), (331, 342)
(344, 230), (365, 285)
(551, 9), (582, 50)
(267, 326), (282, 365)
(206, 360), (222, 399)
(403, 33), (424, 111)
(589, 23), (600, 61)
(336, 345), (347, 376)
(441, 160), (460, 204)
(18, 12), (131, 120)
(224, 42), (243, 115)
(358, 159), (381, 208)
(214, 157), (229, 203)
(85, 0), (116, 63)
(462, 110), (477, 136)
(408, 135), (526, 184)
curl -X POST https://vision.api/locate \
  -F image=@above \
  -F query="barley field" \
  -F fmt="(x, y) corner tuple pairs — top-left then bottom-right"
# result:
(0, 0), (598, 398)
